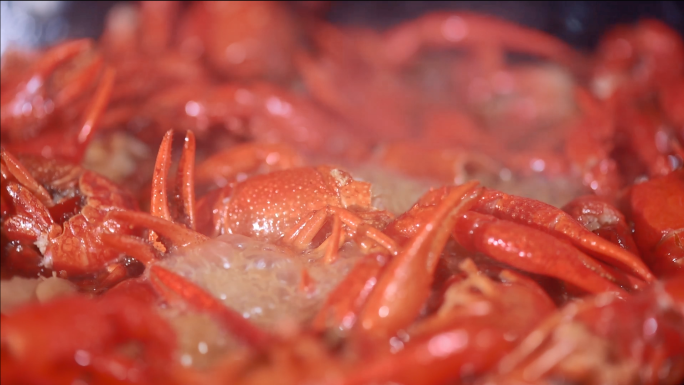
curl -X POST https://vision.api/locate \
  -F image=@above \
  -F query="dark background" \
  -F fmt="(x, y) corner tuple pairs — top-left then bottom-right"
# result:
(326, 1), (684, 49)
(3, 1), (684, 52)
(67, 1), (684, 49)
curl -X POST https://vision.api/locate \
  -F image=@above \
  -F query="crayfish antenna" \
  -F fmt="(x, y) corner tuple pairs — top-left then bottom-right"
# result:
(353, 181), (481, 341)
(148, 265), (272, 349)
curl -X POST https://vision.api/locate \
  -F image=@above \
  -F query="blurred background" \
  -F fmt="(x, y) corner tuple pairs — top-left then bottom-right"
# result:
(2, 1), (684, 55)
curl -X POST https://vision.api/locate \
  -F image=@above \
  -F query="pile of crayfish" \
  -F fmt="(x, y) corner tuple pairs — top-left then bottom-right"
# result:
(1, 2), (684, 385)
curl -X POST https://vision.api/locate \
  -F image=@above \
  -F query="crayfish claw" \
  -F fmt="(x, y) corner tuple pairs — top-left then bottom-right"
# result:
(150, 130), (198, 237)
(353, 181), (481, 340)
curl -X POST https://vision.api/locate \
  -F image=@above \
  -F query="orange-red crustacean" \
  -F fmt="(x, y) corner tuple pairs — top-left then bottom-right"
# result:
(484, 278), (684, 385)
(1, 148), (140, 288)
(1, 292), (180, 385)
(1, 42), (115, 163)
(621, 169), (684, 278)
(1, 39), (103, 142)
(2, 3), (684, 385)
(105, 130), (398, 266)
(1, 58), (144, 289)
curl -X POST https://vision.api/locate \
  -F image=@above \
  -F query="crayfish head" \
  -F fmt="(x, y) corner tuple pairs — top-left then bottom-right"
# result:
(317, 166), (373, 210)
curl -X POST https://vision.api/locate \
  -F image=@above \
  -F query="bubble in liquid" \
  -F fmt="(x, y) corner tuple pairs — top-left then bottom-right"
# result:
(275, 267), (299, 285)
(159, 233), (365, 331)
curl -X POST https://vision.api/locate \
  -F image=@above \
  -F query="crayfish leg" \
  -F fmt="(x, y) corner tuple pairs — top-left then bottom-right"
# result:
(74, 67), (116, 159)
(322, 213), (343, 264)
(1, 149), (53, 207)
(107, 210), (207, 252)
(330, 206), (398, 256)
(281, 206), (396, 261)
(3, 183), (55, 243)
(282, 209), (328, 250)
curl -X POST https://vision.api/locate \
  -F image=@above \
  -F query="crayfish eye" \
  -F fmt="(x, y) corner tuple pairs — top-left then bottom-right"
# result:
(123, 256), (145, 278)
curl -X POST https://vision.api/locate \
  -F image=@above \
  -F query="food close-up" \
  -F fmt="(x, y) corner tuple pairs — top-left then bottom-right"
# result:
(1, 1), (683, 384)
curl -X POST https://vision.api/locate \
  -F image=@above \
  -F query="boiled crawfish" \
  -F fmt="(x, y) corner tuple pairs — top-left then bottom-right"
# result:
(2, 4), (684, 385)
(1, 149), (141, 288)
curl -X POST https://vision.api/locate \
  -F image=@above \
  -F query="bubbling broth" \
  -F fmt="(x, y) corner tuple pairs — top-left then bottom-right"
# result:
(158, 234), (364, 330)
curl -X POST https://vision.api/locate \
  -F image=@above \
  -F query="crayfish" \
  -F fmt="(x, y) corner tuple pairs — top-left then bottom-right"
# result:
(2, 2), (684, 385)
